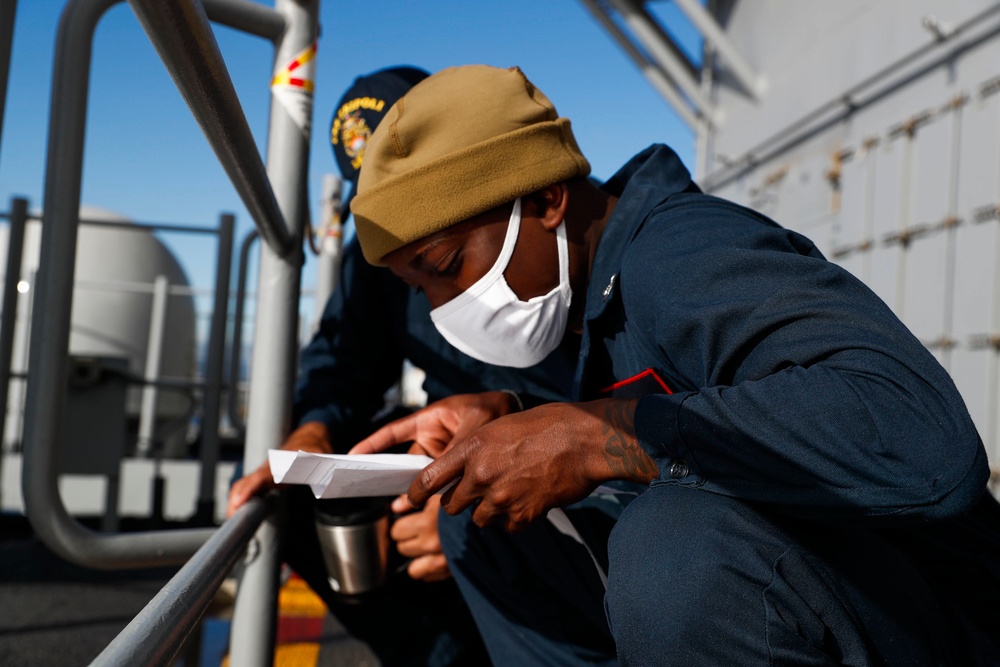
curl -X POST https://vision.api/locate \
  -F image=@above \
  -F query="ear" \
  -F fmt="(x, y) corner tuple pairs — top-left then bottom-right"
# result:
(525, 183), (569, 232)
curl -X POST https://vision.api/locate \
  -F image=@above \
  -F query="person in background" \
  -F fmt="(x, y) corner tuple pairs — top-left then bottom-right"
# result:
(349, 64), (1000, 666)
(227, 66), (579, 667)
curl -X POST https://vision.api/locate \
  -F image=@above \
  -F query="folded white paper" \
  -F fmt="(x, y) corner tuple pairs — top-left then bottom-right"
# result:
(269, 450), (434, 499)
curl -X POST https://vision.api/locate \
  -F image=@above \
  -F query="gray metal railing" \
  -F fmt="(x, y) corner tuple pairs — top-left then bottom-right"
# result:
(196, 212), (235, 523)
(228, 0), (317, 657)
(22, 0), (304, 561)
(0, 197), (27, 499)
(127, 0), (296, 258)
(21, 0), (315, 660)
(90, 495), (274, 667)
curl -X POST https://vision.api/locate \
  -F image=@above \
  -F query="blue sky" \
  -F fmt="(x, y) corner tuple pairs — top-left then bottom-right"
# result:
(0, 0), (696, 335)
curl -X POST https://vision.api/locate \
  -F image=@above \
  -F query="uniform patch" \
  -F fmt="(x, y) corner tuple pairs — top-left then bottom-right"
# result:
(339, 111), (371, 170)
(330, 96), (387, 170)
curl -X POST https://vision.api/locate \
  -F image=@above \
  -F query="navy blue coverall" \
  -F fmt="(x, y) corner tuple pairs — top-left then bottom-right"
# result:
(284, 238), (577, 667)
(437, 145), (1000, 666)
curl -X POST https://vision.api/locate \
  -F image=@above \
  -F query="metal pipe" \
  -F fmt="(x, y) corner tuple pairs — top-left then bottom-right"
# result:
(22, 0), (215, 569)
(673, 0), (763, 99)
(126, 0), (295, 258)
(229, 0), (317, 662)
(579, 0), (701, 129)
(0, 0), (16, 160)
(72, 277), (205, 296)
(0, 197), (26, 501)
(203, 0), (284, 42)
(312, 174), (343, 332)
(90, 495), (273, 667)
(230, 497), (284, 666)
(78, 217), (219, 234)
(227, 229), (258, 435)
(606, 0), (719, 126)
(195, 212), (234, 524)
(694, 38), (716, 182)
(136, 275), (169, 458)
(626, 0), (699, 83)
(7, 267), (34, 449)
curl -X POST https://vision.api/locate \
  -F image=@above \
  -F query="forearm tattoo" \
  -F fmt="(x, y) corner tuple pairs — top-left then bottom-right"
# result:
(602, 399), (657, 482)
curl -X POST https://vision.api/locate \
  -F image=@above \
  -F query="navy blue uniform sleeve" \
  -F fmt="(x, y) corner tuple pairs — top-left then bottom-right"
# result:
(293, 240), (407, 449)
(625, 195), (989, 522)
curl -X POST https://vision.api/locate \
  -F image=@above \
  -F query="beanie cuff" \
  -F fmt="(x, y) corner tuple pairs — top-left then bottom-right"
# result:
(352, 118), (590, 265)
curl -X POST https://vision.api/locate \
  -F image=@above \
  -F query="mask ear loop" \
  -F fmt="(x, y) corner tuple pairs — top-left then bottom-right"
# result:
(431, 198), (523, 320)
(482, 196), (522, 288)
(554, 218), (572, 300)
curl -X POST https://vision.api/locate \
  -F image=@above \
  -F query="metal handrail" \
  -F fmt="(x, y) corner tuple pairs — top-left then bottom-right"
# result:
(605, 0), (719, 126)
(579, 0), (700, 130)
(202, 0), (284, 42)
(127, 0), (294, 258)
(671, 0), (763, 98)
(23, 0), (313, 662)
(20, 0), (291, 569)
(228, 0), (317, 656)
(0, 209), (225, 234)
(89, 495), (274, 667)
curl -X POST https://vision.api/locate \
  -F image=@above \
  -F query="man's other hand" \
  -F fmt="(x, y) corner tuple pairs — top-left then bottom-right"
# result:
(390, 494), (451, 582)
(226, 421), (332, 517)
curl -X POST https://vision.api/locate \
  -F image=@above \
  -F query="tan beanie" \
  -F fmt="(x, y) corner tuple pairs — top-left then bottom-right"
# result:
(351, 65), (591, 265)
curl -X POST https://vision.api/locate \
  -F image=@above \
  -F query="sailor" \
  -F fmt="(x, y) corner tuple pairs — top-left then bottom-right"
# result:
(227, 66), (578, 667)
(349, 64), (1000, 665)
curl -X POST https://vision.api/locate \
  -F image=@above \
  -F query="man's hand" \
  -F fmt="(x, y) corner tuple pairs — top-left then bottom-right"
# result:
(349, 391), (520, 458)
(226, 421), (332, 517)
(390, 494), (451, 582)
(409, 398), (656, 532)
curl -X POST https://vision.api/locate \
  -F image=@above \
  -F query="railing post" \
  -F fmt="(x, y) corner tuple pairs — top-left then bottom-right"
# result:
(126, 0), (294, 257)
(136, 274), (169, 458)
(195, 212), (234, 524)
(21, 0), (221, 570)
(0, 196), (27, 501)
(7, 266), (34, 448)
(229, 0), (318, 662)
(227, 229), (258, 436)
(16, 0), (324, 580)
(312, 174), (343, 332)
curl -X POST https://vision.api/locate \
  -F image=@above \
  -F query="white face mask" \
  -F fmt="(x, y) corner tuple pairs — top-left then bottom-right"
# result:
(430, 197), (572, 368)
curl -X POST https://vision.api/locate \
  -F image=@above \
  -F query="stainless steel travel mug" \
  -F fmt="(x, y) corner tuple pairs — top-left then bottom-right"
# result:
(314, 497), (394, 596)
